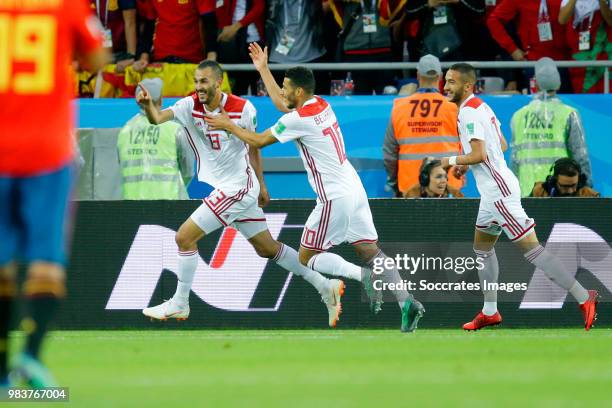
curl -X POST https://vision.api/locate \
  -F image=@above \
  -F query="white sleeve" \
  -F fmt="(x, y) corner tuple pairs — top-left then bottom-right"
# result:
(169, 97), (193, 128)
(242, 100), (258, 132)
(460, 109), (486, 141)
(270, 111), (303, 143)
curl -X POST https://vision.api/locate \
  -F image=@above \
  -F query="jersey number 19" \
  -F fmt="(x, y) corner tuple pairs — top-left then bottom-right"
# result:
(0, 14), (56, 94)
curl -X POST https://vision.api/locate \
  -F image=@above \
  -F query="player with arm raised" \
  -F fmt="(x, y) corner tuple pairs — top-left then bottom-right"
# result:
(206, 43), (425, 333)
(441, 63), (598, 331)
(139, 60), (343, 328)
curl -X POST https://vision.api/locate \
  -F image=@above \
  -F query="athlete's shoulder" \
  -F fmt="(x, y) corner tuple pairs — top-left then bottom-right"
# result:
(463, 96), (484, 110)
(296, 96), (329, 118)
(459, 97), (486, 120)
(224, 93), (248, 113)
(173, 94), (197, 114)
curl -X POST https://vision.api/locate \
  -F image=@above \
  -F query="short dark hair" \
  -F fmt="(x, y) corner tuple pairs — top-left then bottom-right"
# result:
(285, 66), (315, 94)
(197, 60), (224, 80)
(449, 63), (477, 84)
(553, 157), (581, 178)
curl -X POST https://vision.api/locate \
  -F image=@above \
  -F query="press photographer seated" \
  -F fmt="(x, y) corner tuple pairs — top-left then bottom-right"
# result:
(403, 159), (463, 198)
(530, 158), (600, 198)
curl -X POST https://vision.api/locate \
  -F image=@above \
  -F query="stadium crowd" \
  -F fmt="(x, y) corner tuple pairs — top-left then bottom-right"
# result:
(82, 0), (612, 97)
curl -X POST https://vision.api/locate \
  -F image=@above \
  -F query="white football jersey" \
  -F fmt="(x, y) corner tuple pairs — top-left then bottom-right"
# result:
(458, 94), (520, 200)
(170, 92), (258, 194)
(270, 96), (364, 202)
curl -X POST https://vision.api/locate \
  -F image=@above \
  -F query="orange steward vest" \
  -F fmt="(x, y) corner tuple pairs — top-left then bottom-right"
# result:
(391, 90), (462, 192)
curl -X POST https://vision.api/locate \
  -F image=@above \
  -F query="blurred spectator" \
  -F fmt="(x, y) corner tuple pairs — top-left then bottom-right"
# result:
(265, 0), (328, 93)
(90, 0), (137, 70)
(559, 0), (612, 93)
(510, 57), (593, 197)
(405, 0), (485, 62)
(488, 0), (574, 92)
(138, 0), (217, 64)
(530, 158), (599, 197)
(117, 79), (194, 199)
(327, 0), (405, 94)
(403, 159), (465, 197)
(488, 0), (570, 61)
(131, 0), (156, 72)
(383, 55), (462, 197)
(216, 0), (265, 95)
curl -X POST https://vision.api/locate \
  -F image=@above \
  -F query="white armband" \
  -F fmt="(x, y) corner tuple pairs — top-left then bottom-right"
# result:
(448, 156), (458, 166)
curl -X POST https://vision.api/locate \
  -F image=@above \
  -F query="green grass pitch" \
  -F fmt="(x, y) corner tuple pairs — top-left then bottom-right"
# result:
(9, 329), (612, 407)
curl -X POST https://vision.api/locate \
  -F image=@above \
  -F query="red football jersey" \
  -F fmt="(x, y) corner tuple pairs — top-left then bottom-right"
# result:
(0, 0), (103, 176)
(149, 0), (215, 64)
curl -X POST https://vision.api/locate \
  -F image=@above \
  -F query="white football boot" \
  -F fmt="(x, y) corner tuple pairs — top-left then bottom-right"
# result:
(322, 279), (345, 328)
(143, 298), (190, 321)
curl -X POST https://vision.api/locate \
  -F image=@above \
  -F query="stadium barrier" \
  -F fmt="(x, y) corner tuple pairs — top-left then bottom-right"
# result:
(40, 198), (612, 330)
(221, 60), (612, 94)
(78, 94), (612, 198)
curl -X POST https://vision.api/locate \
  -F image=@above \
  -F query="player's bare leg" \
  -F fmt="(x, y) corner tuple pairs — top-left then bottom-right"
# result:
(0, 263), (17, 386)
(248, 231), (342, 327)
(463, 229), (503, 331)
(143, 218), (204, 321)
(15, 262), (65, 387)
(515, 230), (598, 331)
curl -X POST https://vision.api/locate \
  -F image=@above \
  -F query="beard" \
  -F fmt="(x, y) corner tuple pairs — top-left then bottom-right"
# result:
(448, 87), (464, 103)
(197, 86), (217, 104)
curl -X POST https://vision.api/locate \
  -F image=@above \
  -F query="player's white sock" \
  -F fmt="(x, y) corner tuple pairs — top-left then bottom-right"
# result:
(525, 245), (589, 304)
(367, 250), (408, 309)
(173, 250), (198, 305)
(474, 248), (499, 316)
(274, 244), (329, 294)
(307, 252), (362, 282)
(570, 282), (590, 305)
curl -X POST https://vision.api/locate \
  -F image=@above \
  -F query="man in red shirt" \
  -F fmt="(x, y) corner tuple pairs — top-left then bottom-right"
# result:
(487, 0), (570, 61)
(0, 0), (107, 387)
(146, 0), (217, 64)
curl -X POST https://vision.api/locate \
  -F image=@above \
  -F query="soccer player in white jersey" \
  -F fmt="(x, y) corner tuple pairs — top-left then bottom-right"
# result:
(441, 63), (599, 331)
(205, 43), (425, 332)
(136, 60), (345, 327)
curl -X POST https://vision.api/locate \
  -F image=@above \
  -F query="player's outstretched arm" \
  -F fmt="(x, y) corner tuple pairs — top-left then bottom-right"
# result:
(248, 42), (291, 113)
(441, 139), (488, 168)
(137, 84), (174, 124)
(205, 110), (278, 148)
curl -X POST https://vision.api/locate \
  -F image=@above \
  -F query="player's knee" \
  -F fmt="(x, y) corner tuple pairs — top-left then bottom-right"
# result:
(0, 276), (17, 300)
(23, 265), (66, 299)
(253, 243), (277, 259)
(23, 277), (66, 298)
(175, 230), (196, 251)
(298, 250), (312, 267)
(354, 243), (379, 262)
